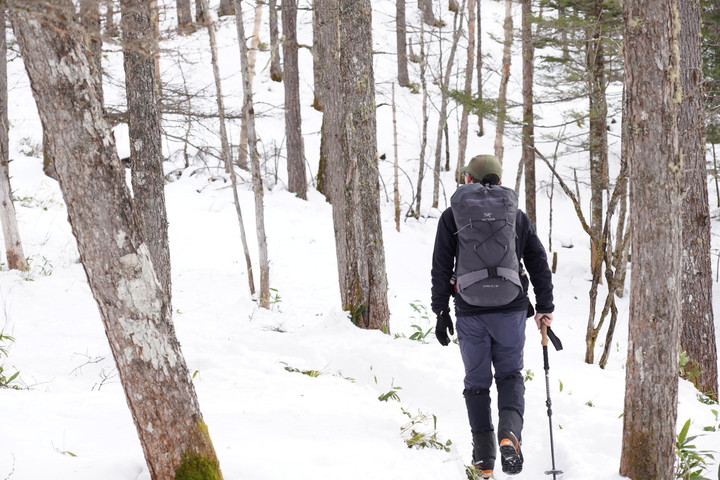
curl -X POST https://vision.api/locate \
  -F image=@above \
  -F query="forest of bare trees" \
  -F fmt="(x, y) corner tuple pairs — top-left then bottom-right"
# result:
(1, 0), (719, 478)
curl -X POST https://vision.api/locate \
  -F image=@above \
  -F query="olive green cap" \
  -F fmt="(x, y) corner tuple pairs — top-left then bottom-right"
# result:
(459, 154), (502, 182)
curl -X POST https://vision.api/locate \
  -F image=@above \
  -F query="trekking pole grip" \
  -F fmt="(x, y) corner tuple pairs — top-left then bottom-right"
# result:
(541, 323), (549, 347)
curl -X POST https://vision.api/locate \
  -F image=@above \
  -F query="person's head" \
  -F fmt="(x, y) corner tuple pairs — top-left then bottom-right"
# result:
(459, 154), (502, 185)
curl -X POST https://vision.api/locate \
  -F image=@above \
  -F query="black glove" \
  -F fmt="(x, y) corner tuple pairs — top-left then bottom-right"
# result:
(435, 309), (454, 346)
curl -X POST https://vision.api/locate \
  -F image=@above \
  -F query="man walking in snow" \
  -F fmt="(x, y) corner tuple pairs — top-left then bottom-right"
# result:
(431, 154), (554, 478)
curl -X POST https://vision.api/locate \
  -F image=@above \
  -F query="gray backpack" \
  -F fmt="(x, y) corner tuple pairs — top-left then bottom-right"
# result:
(450, 183), (522, 307)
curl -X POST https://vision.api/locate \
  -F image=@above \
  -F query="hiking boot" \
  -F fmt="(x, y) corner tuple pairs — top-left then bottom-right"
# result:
(475, 458), (494, 479)
(499, 431), (523, 475)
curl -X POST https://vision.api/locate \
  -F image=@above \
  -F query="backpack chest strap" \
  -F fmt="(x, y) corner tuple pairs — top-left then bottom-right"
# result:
(456, 267), (522, 291)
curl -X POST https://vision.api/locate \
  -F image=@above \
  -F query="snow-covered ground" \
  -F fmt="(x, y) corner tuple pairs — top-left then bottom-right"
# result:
(1, 1), (719, 479)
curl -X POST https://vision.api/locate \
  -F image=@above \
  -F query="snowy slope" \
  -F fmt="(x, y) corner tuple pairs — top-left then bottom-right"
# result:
(1, 1), (719, 479)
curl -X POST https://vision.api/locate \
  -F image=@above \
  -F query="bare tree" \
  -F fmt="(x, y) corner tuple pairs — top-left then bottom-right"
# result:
(521, 0), (535, 226)
(219, 0), (234, 17)
(420, 0), (442, 27)
(176, 0), (193, 32)
(411, 18), (428, 217)
(456, 0), (475, 172)
(121, 0), (172, 303)
(10, 3), (222, 478)
(620, 0), (683, 477)
(79, 0), (103, 106)
(237, 0), (263, 169)
(476, 0), (483, 136)
(200, 0), (256, 297)
(587, 0), (609, 280)
(0, 8), (26, 271)
(678, 0), (718, 400)
(234, 0), (271, 309)
(327, 0), (390, 331)
(494, 0), (512, 164)
(396, 0), (409, 87)
(269, 0), (282, 82)
(105, 0), (119, 36)
(282, 0), (307, 199)
(431, 1), (464, 209)
(194, 0), (205, 24)
(313, 0), (338, 198)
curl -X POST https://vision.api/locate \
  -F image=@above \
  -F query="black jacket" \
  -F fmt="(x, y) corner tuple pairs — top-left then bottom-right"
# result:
(431, 206), (554, 317)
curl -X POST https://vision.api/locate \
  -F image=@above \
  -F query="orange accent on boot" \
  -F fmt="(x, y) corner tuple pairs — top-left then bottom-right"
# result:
(500, 436), (519, 451)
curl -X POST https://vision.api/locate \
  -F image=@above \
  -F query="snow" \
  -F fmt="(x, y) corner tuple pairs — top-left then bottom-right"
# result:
(1, 1), (720, 479)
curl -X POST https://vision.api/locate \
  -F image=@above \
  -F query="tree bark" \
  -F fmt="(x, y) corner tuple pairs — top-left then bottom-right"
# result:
(314, 0), (339, 199)
(282, 0), (307, 199)
(105, 0), (119, 37)
(176, 0), (194, 32)
(329, 0), (390, 332)
(620, 0), (682, 477)
(420, 0), (442, 27)
(0, 8), (26, 271)
(457, 0), (475, 173)
(234, 0), (271, 309)
(678, 0), (718, 400)
(269, 0), (283, 82)
(396, 0), (410, 87)
(237, 0), (263, 170)
(494, 0), (512, 164)
(10, 4), (222, 478)
(432, 2), (463, 209)
(121, 0), (172, 305)
(412, 18), (428, 217)
(195, 0), (205, 24)
(587, 0), (608, 281)
(476, 0), (483, 136)
(521, 0), (536, 227)
(79, 0), (104, 107)
(219, 0), (234, 17)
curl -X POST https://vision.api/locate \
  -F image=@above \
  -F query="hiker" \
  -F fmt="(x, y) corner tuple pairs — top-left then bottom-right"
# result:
(430, 154), (554, 478)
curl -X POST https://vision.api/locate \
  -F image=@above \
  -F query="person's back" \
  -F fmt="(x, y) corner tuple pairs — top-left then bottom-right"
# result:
(430, 154), (555, 478)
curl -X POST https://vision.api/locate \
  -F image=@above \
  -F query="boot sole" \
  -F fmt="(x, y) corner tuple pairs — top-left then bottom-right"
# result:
(500, 444), (523, 475)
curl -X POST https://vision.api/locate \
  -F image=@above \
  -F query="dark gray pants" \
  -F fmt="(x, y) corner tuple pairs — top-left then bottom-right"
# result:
(457, 310), (526, 458)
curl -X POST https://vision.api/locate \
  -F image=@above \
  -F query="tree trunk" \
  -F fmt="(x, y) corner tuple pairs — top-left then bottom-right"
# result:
(282, 0), (307, 199)
(121, 0), (172, 304)
(176, 0), (194, 32)
(432, 2), (463, 209)
(219, 0), (234, 17)
(269, 0), (283, 82)
(494, 0), (512, 164)
(105, 0), (119, 36)
(476, 0), (483, 136)
(79, 0), (104, 107)
(0, 8), (26, 271)
(329, 0), (390, 332)
(587, 0), (608, 282)
(393, 83), (400, 232)
(457, 0), (475, 173)
(10, 4), (222, 478)
(201, 0), (256, 297)
(237, 0), (263, 170)
(521, 0), (536, 227)
(620, 0), (682, 477)
(396, 0), (410, 87)
(412, 18), (428, 217)
(678, 0), (718, 400)
(315, 0), (339, 200)
(234, 0), (271, 309)
(420, 0), (442, 27)
(195, 0), (205, 24)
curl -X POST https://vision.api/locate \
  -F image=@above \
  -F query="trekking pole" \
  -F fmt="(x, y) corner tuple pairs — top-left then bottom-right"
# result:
(541, 322), (563, 479)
